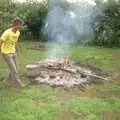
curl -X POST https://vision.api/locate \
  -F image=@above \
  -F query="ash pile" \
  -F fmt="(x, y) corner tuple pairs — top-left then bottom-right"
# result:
(26, 58), (108, 88)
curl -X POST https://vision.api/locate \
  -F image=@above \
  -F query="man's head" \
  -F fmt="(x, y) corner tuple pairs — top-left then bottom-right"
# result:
(12, 17), (24, 31)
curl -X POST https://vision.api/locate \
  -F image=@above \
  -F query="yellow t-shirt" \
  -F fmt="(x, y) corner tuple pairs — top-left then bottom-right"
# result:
(0, 28), (20, 54)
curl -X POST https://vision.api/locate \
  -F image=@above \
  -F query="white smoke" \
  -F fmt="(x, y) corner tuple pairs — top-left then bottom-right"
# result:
(45, 0), (104, 58)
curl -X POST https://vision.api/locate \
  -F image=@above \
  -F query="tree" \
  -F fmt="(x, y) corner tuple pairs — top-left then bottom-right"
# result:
(0, 0), (49, 40)
(0, 0), (17, 34)
(18, 0), (49, 40)
(93, 0), (120, 47)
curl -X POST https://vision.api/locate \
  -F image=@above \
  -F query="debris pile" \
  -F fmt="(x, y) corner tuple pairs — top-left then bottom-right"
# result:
(26, 58), (108, 88)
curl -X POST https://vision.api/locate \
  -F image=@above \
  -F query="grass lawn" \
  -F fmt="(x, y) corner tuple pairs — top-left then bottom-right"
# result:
(0, 41), (120, 120)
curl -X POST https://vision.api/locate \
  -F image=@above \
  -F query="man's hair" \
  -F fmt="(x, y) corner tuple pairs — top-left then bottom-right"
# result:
(13, 17), (24, 25)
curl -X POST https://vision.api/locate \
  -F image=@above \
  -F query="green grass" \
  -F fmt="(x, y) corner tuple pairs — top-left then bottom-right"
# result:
(0, 41), (120, 120)
(70, 46), (120, 71)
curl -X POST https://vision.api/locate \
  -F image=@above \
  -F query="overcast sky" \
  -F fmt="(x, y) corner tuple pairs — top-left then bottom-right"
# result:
(15, 0), (97, 5)
(14, 0), (108, 5)
(15, 0), (43, 3)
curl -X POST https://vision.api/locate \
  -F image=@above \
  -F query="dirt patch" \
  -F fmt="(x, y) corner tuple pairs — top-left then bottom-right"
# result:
(102, 111), (120, 120)
(28, 43), (47, 51)
(54, 111), (84, 120)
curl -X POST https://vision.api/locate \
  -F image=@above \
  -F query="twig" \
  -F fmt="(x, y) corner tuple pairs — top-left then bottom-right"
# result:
(41, 66), (108, 81)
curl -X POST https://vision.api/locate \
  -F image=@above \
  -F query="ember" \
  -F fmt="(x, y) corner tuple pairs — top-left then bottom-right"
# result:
(26, 58), (108, 88)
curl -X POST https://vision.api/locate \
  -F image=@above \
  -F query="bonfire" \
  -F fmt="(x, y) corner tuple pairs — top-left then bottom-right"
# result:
(26, 57), (108, 88)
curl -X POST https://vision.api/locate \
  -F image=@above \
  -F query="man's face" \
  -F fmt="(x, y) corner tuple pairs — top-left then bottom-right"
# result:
(14, 22), (23, 30)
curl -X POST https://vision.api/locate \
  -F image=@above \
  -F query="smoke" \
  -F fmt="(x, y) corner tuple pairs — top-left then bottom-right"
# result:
(44, 0), (104, 58)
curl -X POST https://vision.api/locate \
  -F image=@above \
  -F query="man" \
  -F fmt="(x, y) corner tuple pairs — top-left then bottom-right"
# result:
(0, 17), (24, 88)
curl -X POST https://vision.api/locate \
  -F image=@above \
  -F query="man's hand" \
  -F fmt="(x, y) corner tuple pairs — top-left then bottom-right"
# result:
(15, 42), (20, 57)
(16, 52), (20, 57)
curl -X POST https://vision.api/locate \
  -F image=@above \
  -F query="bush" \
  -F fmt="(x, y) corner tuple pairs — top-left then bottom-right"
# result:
(0, 0), (49, 41)
(0, 0), (17, 34)
(93, 0), (120, 47)
(18, 0), (49, 40)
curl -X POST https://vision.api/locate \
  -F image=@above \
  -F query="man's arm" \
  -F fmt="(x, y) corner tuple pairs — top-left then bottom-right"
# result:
(0, 38), (5, 49)
(15, 42), (20, 56)
(0, 39), (2, 46)
(0, 30), (8, 48)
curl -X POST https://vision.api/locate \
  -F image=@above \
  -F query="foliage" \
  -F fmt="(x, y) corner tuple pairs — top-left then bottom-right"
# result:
(0, 0), (17, 34)
(93, 0), (120, 47)
(18, 0), (49, 40)
(0, 0), (49, 40)
(0, 0), (120, 45)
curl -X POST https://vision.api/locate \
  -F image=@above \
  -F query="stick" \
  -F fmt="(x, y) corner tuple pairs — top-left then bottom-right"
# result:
(78, 71), (108, 81)
(41, 66), (108, 81)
